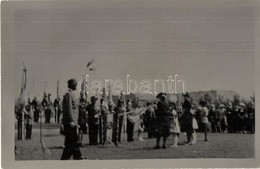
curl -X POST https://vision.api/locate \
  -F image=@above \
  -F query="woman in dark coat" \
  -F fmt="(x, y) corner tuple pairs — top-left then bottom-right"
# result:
(144, 101), (156, 138)
(154, 93), (171, 149)
(180, 93), (193, 144)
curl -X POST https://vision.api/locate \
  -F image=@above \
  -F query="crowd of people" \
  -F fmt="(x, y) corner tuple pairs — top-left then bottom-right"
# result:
(15, 78), (255, 160)
(143, 92), (255, 149)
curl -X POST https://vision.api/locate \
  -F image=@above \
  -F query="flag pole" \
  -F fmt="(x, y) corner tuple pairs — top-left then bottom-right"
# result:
(21, 64), (27, 141)
(121, 91), (127, 142)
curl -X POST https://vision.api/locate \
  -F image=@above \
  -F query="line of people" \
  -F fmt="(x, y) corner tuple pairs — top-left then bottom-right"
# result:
(15, 78), (255, 158)
(60, 79), (142, 160)
(143, 92), (255, 149)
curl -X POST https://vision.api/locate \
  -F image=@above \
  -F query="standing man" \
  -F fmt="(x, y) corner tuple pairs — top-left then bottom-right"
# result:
(42, 94), (52, 123)
(15, 102), (24, 140)
(32, 97), (39, 123)
(154, 93), (171, 149)
(78, 98), (87, 147)
(247, 102), (255, 133)
(87, 96), (100, 146)
(54, 97), (62, 123)
(226, 102), (234, 133)
(60, 79), (87, 160)
(112, 99), (124, 146)
(100, 99), (108, 145)
(24, 98), (33, 140)
(46, 94), (52, 123)
(126, 100), (134, 142)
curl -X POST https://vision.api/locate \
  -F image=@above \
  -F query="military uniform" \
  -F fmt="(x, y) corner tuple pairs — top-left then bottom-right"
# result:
(24, 104), (33, 140)
(54, 98), (62, 123)
(87, 103), (99, 146)
(61, 89), (82, 160)
(100, 104), (108, 144)
(32, 98), (39, 123)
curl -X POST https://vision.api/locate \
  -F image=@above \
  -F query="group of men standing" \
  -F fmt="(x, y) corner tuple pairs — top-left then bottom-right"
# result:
(15, 92), (63, 141)
(60, 79), (138, 160)
(15, 78), (255, 159)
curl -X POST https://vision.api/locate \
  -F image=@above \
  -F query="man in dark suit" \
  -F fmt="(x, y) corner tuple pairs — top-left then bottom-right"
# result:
(60, 79), (87, 160)
(32, 97), (39, 123)
(154, 93), (171, 149)
(87, 96), (100, 146)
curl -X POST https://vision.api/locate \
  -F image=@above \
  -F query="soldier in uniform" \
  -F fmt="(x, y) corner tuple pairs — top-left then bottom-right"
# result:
(24, 98), (33, 140)
(112, 99), (124, 146)
(15, 102), (24, 140)
(32, 97), (39, 123)
(42, 94), (52, 123)
(87, 96), (100, 146)
(78, 98), (87, 147)
(54, 97), (62, 123)
(60, 79), (87, 160)
(100, 99), (108, 145)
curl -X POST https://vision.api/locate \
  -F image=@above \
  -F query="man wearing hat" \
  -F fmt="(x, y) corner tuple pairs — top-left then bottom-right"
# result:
(61, 79), (87, 160)
(154, 93), (171, 149)
(238, 102), (247, 133)
(180, 92), (194, 144)
(87, 96), (100, 146)
(247, 102), (255, 133)
(45, 94), (52, 123)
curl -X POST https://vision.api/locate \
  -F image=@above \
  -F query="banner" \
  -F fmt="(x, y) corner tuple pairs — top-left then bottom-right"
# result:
(127, 107), (147, 132)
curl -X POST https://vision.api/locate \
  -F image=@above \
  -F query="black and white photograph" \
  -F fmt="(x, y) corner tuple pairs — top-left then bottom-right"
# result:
(1, 0), (260, 168)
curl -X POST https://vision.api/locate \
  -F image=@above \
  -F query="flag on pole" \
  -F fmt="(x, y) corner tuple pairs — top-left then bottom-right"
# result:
(120, 91), (127, 141)
(57, 80), (61, 99)
(86, 58), (95, 68)
(15, 64), (27, 140)
(102, 87), (108, 109)
(89, 67), (96, 72)
(108, 85), (114, 105)
(20, 64), (27, 95)
(17, 64), (28, 108)
(80, 77), (86, 100)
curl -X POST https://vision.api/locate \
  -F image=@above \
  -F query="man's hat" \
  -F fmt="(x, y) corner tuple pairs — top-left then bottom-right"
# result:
(199, 100), (208, 106)
(68, 79), (78, 87)
(91, 96), (98, 102)
(183, 92), (190, 98)
(156, 92), (166, 99)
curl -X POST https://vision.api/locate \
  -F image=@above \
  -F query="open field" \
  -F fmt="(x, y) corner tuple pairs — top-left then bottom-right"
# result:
(15, 124), (254, 160)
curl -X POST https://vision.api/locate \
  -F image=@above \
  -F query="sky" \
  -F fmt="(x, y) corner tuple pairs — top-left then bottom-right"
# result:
(14, 0), (256, 99)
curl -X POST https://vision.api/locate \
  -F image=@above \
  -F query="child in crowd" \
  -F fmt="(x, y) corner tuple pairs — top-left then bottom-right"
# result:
(199, 100), (209, 141)
(190, 104), (198, 144)
(138, 115), (145, 141)
(170, 104), (180, 147)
